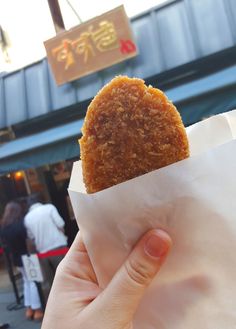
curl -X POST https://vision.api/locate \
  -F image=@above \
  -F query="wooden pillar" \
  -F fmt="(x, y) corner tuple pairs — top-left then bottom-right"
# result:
(47, 0), (65, 34)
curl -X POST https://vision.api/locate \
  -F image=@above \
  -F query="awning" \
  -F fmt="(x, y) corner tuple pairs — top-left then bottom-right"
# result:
(165, 65), (236, 126)
(165, 65), (236, 105)
(1, 64), (236, 175)
(177, 84), (236, 126)
(0, 119), (83, 174)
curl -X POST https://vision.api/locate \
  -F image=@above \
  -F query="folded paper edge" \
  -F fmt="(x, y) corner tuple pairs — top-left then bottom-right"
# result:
(68, 161), (86, 193)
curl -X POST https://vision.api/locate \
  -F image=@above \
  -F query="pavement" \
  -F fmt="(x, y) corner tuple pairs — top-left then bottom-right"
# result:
(0, 265), (41, 329)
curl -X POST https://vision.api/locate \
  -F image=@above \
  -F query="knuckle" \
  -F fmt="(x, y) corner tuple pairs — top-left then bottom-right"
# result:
(124, 258), (152, 286)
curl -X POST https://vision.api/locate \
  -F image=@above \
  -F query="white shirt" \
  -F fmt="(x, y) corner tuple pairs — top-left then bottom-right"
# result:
(24, 203), (67, 253)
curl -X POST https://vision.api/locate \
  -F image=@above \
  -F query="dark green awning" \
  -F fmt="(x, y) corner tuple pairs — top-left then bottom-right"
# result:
(0, 120), (83, 174)
(0, 79), (236, 175)
(178, 84), (236, 126)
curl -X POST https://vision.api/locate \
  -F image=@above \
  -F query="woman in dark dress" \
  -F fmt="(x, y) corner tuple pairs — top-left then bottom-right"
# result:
(0, 201), (43, 321)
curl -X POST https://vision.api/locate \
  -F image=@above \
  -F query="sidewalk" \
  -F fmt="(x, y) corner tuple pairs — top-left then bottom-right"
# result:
(0, 269), (41, 329)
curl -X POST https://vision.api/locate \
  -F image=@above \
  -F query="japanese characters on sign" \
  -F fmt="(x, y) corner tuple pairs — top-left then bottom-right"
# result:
(44, 6), (137, 85)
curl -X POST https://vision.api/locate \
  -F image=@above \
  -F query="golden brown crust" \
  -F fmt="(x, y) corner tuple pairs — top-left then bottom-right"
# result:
(79, 76), (189, 193)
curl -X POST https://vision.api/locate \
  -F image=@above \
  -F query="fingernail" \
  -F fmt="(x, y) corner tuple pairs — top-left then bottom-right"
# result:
(144, 231), (170, 258)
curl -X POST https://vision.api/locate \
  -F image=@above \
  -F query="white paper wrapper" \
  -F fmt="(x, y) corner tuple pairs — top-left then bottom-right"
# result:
(69, 110), (236, 329)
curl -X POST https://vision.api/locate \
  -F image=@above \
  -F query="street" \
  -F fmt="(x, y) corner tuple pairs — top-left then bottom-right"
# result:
(0, 269), (41, 329)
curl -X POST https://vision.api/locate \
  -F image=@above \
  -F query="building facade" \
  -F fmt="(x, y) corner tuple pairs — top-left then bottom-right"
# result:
(0, 0), (236, 239)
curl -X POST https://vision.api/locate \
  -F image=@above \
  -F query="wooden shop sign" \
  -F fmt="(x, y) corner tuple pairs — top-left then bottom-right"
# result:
(44, 6), (137, 85)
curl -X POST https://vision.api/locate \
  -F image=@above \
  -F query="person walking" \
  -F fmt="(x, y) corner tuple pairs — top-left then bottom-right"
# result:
(0, 201), (43, 321)
(24, 199), (68, 299)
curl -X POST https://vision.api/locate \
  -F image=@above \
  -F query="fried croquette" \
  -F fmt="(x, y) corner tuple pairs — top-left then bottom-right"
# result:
(79, 76), (189, 193)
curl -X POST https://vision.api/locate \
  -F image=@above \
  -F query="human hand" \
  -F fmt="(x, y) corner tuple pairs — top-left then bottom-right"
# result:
(41, 229), (172, 329)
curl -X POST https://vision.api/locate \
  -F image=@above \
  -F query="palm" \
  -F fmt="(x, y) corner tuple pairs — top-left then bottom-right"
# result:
(43, 235), (101, 327)
(42, 229), (171, 329)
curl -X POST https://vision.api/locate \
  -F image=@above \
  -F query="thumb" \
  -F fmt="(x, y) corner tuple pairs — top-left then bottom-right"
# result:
(98, 229), (172, 327)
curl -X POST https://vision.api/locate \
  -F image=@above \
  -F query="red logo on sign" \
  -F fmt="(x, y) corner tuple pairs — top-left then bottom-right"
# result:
(120, 39), (136, 54)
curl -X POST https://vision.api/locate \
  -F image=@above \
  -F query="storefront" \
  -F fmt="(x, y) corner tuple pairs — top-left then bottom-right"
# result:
(0, 0), (236, 241)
